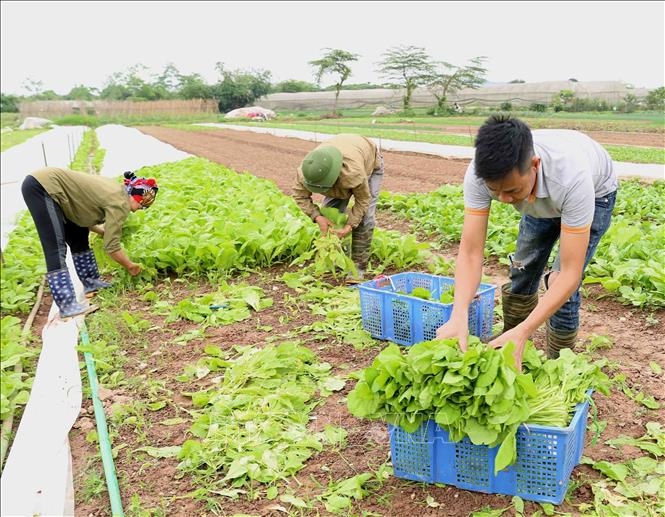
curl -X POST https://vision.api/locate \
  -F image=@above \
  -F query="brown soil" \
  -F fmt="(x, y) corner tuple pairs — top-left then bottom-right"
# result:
(138, 126), (471, 195)
(35, 126), (665, 516)
(306, 122), (665, 148)
(441, 126), (665, 148)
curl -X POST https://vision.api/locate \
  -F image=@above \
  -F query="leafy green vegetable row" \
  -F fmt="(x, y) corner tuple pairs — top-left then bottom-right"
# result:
(379, 179), (665, 308)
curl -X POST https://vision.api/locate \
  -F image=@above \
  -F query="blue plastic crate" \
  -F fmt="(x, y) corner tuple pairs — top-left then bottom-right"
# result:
(359, 272), (496, 345)
(389, 394), (592, 504)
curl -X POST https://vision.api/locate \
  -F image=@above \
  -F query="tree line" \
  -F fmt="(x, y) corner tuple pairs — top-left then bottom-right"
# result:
(2, 45), (663, 114)
(1, 46), (489, 114)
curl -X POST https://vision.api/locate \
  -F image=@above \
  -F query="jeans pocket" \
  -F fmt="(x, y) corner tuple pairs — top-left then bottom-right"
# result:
(594, 196), (610, 209)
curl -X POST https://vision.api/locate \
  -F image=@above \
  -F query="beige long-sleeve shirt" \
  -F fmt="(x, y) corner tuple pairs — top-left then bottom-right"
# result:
(292, 134), (380, 228)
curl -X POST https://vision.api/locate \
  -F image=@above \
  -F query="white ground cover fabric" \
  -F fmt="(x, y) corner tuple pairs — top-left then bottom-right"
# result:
(96, 124), (191, 178)
(0, 125), (191, 516)
(1, 126), (88, 249)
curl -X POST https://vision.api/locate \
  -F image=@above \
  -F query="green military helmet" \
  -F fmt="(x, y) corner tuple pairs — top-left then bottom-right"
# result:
(301, 146), (343, 193)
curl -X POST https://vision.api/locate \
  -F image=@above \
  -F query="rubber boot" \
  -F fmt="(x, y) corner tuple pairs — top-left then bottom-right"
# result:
(347, 225), (373, 285)
(72, 250), (112, 297)
(546, 322), (578, 359)
(46, 268), (99, 319)
(501, 282), (539, 332)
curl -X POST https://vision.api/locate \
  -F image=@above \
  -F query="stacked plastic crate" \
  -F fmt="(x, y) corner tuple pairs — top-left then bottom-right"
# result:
(358, 272), (591, 504)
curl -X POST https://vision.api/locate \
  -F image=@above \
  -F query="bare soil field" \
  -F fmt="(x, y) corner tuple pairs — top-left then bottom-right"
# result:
(59, 125), (663, 516)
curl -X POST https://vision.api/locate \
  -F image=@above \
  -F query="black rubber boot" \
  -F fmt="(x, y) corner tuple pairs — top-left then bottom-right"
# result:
(72, 250), (112, 296)
(46, 268), (99, 319)
(501, 282), (539, 332)
(546, 322), (578, 358)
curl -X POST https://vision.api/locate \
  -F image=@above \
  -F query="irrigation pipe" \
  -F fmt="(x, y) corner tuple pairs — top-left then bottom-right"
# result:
(0, 280), (45, 471)
(79, 321), (124, 517)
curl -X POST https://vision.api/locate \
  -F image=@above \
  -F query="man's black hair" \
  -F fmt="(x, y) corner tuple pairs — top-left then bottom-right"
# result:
(474, 114), (534, 181)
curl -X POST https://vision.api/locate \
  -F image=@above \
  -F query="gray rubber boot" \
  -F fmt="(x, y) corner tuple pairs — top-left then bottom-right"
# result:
(46, 268), (99, 319)
(72, 250), (112, 296)
(546, 322), (578, 359)
(347, 225), (373, 285)
(351, 225), (373, 271)
(501, 282), (539, 332)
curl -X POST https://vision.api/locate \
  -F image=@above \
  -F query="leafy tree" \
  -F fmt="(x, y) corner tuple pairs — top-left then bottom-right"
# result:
(552, 89), (575, 111)
(29, 90), (60, 101)
(1, 93), (20, 112)
(124, 65), (167, 100)
(622, 93), (637, 113)
(178, 73), (215, 99)
(426, 56), (487, 112)
(99, 64), (170, 101)
(213, 62), (272, 112)
(99, 68), (139, 100)
(376, 45), (435, 111)
(21, 78), (44, 97)
(155, 62), (183, 95)
(273, 79), (320, 93)
(66, 85), (97, 100)
(99, 82), (131, 100)
(645, 86), (665, 110)
(309, 48), (359, 114)
(509, 79), (525, 84)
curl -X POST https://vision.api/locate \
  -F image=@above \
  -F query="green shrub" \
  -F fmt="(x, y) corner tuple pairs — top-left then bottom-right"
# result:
(52, 114), (101, 127)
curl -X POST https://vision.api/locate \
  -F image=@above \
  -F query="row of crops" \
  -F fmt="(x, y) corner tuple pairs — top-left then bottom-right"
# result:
(378, 179), (665, 309)
(1, 126), (663, 516)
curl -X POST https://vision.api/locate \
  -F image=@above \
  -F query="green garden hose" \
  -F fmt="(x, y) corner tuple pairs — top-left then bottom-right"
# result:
(80, 321), (124, 517)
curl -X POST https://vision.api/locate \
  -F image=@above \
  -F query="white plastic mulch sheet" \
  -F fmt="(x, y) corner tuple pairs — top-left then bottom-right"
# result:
(0, 126), (88, 250)
(0, 125), (191, 515)
(96, 124), (191, 178)
(0, 256), (85, 517)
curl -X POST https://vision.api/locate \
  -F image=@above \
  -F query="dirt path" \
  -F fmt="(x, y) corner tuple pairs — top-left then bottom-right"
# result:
(308, 122), (665, 148)
(440, 125), (665, 147)
(138, 126), (470, 194)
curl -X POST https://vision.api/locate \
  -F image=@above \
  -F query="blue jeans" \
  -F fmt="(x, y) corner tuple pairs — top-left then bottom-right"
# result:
(509, 190), (617, 332)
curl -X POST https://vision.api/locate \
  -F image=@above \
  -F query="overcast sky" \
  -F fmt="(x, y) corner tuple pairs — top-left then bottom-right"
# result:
(2, 1), (664, 96)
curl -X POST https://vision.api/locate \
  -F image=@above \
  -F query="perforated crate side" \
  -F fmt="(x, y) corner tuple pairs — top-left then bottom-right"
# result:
(360, 289), (385, 339)
(358, 273), (496, 346)
(388, 297), (413, 345)
(513, 426), (568, 502)
(389, 396), (591, 505)
(418, 300), (454, 342)
(389, 421), (437, 483)
(475, 286), (496, 342)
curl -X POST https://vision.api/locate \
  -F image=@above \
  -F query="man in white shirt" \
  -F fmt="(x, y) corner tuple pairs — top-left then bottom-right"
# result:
(436, 114), (617, 368)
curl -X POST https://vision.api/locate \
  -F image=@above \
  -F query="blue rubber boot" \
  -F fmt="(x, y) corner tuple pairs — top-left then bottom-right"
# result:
(72, 250), (112, 296)
(46, 268), (99, 319)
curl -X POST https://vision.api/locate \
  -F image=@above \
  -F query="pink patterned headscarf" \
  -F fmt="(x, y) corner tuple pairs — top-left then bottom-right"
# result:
(123, 171), (159, 208)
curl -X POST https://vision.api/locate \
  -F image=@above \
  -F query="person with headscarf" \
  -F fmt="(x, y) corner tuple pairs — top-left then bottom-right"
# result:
(21, 168), (159, 319)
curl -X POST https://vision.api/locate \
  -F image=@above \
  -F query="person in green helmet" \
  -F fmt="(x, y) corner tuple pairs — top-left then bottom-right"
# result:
(292, 134), (384, 283)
